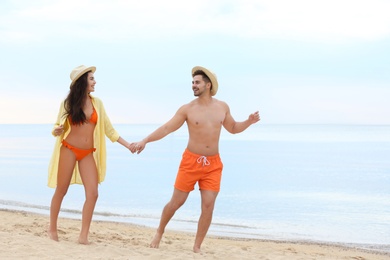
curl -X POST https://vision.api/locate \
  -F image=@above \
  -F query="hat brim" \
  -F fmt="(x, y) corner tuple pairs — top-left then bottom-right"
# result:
(192, 66), (218, 96)
(70, 66), (96, 87)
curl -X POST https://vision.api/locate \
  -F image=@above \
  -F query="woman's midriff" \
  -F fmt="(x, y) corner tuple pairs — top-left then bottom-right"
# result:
(64, 123), (95, 149)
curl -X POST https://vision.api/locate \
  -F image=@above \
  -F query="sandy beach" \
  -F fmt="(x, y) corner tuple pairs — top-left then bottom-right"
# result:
(0, 209), (388, 260)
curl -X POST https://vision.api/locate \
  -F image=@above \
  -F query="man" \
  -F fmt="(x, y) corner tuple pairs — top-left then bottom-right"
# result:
(130, 66), (260, 253)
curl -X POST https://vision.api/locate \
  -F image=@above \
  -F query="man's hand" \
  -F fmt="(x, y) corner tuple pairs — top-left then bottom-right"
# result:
(129, 141), (146, 154)
(248, 111), (260, 124)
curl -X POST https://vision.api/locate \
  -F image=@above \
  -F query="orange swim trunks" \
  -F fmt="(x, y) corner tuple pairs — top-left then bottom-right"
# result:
(174, 149), (223, 192)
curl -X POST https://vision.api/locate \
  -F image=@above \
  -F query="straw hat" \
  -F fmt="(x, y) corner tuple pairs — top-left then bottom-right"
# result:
(70, 65), (96, 87)
(191, 66), (218, 96)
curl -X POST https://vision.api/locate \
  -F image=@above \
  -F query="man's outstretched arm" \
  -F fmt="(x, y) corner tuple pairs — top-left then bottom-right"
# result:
(130, 106), (187, 154)
(223, 110), (260, 134)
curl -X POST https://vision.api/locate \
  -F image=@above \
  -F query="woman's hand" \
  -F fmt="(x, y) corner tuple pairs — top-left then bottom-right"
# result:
(53, 125), (64, 136)
(129, 141), (146, 154)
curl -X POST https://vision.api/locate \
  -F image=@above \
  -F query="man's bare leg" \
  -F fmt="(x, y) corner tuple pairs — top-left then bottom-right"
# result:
(193, 190), (218, 253)
(150, 188), (189, 248)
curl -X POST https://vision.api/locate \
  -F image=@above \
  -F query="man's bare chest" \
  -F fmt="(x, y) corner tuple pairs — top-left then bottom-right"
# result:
(187, 110), (225, 127)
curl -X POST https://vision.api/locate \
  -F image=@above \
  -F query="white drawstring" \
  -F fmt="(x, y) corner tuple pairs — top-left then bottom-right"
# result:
(197, 156), (210, 167)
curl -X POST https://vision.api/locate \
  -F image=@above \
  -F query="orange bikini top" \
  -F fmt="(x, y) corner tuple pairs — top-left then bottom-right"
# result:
(69, 106), (98, 125)
(89, 107), (98, 124)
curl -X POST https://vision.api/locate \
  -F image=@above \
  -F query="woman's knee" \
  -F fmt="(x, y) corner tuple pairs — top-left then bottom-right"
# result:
(85, 189), (99, 201)
(55, 186), (69, 198)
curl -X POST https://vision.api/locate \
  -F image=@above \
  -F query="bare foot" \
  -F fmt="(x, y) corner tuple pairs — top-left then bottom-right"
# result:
(150, 232), (163, 248)
(193, 246), (202, 253)
(47, 229), (59, 242)
(78, 237), (90, 245)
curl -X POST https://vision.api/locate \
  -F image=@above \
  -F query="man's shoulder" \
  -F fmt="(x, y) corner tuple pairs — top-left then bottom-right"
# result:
(212, 97), (225, 103)
(188, 97), (226, 103)
(213, 98), (228, 107)
(184, 99), (199, 108)
(185, 98), (228, 107)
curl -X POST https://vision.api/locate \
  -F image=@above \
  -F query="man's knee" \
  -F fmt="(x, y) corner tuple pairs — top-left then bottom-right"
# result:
(167, 199), (185, 210)
(201, 203), (215, 214)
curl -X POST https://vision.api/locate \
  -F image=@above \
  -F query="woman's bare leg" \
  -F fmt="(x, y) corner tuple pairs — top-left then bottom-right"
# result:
(48, 146), (76, 241)
(77, 154), (99, 244)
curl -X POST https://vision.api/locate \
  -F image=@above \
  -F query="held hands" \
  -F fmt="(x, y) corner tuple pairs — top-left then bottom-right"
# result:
(129, 140), (146, 154)
(248, 111), (260, 124)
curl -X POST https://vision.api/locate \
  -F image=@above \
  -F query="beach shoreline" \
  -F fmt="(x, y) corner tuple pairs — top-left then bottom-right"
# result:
(1, 209), (389, 260)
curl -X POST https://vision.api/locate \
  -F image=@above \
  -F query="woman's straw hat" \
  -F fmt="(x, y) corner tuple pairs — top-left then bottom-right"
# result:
(70, 65), (96, 87)
(192, 66), (218, 96)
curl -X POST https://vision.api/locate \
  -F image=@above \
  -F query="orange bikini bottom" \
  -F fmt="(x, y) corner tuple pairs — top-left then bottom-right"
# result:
(61, 140), (96, 161)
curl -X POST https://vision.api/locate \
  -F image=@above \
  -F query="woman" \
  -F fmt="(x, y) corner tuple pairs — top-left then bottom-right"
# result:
(47, 65), (131, 244)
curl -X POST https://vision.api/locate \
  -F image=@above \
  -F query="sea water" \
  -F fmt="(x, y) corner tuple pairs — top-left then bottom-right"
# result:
(0, 124), (389, 252)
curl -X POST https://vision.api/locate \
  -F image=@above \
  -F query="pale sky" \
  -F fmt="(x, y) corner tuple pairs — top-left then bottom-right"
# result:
(1, 0), (389, 124)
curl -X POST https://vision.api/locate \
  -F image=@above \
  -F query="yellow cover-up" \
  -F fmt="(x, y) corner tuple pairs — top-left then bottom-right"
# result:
(48, 95), (119, 188)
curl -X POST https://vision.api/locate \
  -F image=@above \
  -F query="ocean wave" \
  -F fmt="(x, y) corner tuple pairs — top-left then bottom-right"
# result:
(0, 199), (252, 229)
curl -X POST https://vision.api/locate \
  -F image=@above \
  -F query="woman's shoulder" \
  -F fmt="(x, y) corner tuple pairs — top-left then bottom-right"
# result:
(91, 95), (103, 104)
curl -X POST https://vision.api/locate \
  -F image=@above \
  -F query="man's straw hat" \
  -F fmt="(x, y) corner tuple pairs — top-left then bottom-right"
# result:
(192, 66), (218, 96)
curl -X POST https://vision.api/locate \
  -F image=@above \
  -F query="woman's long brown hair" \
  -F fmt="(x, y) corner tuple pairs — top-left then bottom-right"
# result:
(63, 71), (91, 125)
